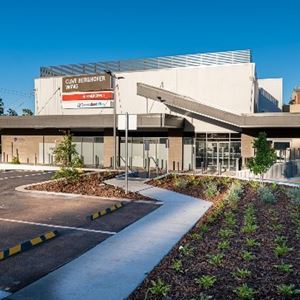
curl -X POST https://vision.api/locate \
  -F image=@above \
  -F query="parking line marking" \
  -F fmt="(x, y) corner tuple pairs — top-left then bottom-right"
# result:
(0, 217), (116, 235)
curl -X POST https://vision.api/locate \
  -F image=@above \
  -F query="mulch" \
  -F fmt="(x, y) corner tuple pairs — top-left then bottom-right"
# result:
(27, 172), (150, 200)
(130, 176), (300, 299)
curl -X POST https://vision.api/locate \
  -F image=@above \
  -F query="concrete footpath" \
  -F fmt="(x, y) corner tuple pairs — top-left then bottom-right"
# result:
(9, 178), (211, 300)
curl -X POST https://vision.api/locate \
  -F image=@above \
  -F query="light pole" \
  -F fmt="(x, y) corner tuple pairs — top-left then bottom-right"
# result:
(104, 70), (124, 169)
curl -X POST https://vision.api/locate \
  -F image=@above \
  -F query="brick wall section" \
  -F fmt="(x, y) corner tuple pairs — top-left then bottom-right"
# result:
(168, 134), (183, 171)
(103, 130), (114, 168)
(241, 134), (254, 167)
(1, 135), (64, 164)
(2, 135), (42, 164)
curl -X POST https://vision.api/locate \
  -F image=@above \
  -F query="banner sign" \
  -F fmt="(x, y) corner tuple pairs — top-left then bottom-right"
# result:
(61, 73), (114, 109)
(62, 91), (114, 101)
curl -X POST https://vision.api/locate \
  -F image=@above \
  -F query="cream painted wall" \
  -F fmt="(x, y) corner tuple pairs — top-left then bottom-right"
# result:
(35, 63), (256, 132)
(257, 78), (283, 108)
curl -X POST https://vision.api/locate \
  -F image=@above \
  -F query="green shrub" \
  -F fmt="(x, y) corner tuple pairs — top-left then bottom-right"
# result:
(148, 279), (171, 297)
(179, 244), (194, 256)
(245, 238), (260, 248)
(195, 275), (217, 289)
(173, 176), (189, 189)
(52, 167), (80, 182)
(207, 253), (224, 266)
(234, 284), (256, 299)
(232, 268), (252, 280)
(274, 244), (293, 257)
(241, 223), (258, 234)
(277, 284), (300, 297)
(287, 187), (300, 205)
(241, 251), (255, 261)
(258, 186), (277, 204)
(171, 259), (182, 273)
(218, 240), (230, 251)
(11, 156), (20, 164)
(274, 263), (293, 273)
(204, 181), (219, 198)
(219, 228), (235, 239)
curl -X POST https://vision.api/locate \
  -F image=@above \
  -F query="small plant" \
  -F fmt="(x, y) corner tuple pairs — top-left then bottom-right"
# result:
(245, 238), (260, 248)
(195, 275), (217, 289)
(11, 155), (20, 164)
(232, 268), (252, 280)
(258, 186), (277, 204)
(274, 263), (293, 273)
(218, 240), (230, 251)
(207, 253), (224, 266)
(277, 283), (300, 297)
(274, 235), (288, 246)
(233, 283), (256, 299)
(148, 278), (171, 297)
(198, 224), (209, 234)
(190, 232), (203, 241)
(224, 211), (237, 227)
(287, 187), (300, 205)
(171, 259), (182, 273)
(198, 293), (213, 300)
(241, 223), (258, 234)
(173, 176), (189, 189)
(219, 228), (235, 239)
(274, 244), (293, 257)
(241, 251), (255, 261)
(271, 223), (284, 232)
(179, 244), (194, 256)
(204, 181), (219, 198)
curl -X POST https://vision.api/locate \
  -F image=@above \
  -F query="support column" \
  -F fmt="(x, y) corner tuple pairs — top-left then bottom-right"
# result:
(241, 133), (254, 168)
(103, 129), (115, 168)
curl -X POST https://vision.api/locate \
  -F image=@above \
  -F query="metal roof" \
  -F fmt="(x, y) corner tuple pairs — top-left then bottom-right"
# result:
(40, 49), (252, 78)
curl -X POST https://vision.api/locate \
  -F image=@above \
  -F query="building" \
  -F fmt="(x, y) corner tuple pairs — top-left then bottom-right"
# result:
(1, 49), (299, 173)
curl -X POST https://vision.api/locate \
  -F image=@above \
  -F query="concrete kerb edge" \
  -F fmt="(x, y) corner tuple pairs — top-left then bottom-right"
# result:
(15, 177), (161, 205)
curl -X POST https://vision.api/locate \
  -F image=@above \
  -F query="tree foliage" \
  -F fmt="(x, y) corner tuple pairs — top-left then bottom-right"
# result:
(247, 132), (277, 181)
(22, 108), (34, 116)
(7, 108), (18, 116)
(53, 134), (83, 181)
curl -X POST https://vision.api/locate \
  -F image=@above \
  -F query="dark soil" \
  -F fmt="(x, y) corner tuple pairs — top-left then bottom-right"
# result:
(27, 172), (150, 200)
(130, 175), (300, 299)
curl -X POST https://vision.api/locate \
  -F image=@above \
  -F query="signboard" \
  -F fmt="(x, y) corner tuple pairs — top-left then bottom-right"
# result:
(118, 114), (137, 130)
(61, 73), (114, 109)
(62, 74), (112, 93)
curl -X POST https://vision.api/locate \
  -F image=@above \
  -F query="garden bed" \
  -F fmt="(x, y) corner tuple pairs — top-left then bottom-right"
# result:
(130, 175), (300, 299)
(27, 172), (150, 200)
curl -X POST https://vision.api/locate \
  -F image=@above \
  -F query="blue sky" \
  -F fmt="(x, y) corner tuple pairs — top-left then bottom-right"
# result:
(0, 0), (299, 113)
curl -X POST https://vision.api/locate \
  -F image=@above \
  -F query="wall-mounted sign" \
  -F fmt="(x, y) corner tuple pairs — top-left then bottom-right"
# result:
(62, 74), (112, 93)
(61, 73), (114, 109)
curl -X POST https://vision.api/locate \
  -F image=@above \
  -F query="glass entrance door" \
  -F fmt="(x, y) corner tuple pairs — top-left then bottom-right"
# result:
(196, 140), (235, 172)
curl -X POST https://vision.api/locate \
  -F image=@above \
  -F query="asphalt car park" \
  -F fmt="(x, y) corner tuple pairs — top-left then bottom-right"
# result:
(0, 170), (159, 293)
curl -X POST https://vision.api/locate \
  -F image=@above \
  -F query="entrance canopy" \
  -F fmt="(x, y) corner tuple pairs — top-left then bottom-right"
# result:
(137, 83), (300, 130)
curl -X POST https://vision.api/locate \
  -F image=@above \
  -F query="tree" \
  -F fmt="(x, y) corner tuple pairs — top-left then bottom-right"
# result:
(0, 98), (4, 115)
(22, 108), (33, 116)
(52, 134), (83, 181)
(7, 108), (18, 116)
(247, 132), (277, 183)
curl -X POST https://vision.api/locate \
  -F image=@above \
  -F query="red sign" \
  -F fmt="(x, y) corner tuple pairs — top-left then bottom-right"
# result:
(62, 91), (114, 101)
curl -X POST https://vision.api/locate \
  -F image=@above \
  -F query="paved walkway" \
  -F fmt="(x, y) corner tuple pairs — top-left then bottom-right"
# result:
(9, 178), (211, 300)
